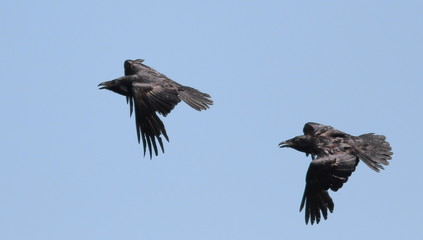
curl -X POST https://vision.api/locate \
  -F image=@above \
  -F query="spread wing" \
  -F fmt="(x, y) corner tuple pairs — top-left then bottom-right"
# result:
(138, 63), (170, 79)
(300, 152), (359, 224)
(303, 122), (349, 138)
(127, 60), (171, 80)
(131, 81), (181, 158)
(132, 81), (181, 116)
(124, 59), (146, 76)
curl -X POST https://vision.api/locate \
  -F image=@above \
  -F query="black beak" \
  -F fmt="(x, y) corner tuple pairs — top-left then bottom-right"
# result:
(278, 140), (291, 148)
(98, 81), (110, 90)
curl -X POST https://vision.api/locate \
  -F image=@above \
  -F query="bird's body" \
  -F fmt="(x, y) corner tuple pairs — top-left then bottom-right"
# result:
(279, 122), (393, 224)
(99, 59), (213, 158)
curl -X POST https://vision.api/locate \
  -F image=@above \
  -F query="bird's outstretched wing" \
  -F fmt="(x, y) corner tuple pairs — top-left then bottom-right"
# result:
(132, 80), (181, 116)
(300, 152), (359, 224)
(124, 59), (148, 76)
(303, 122), (349, 138)
(131, 81), (181, 158)
(126, 60), (171, 79)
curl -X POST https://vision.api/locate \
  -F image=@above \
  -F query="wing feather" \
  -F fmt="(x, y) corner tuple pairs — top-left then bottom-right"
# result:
(303, 122), (349, 138)
(301, 152), (358, 224)
(133, 81), (181, 116)
(132, 88), (169, 158)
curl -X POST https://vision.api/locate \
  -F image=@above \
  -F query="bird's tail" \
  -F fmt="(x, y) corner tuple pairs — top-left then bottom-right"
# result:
(354, 134), (393, 172)
(300, 187), (334, 225)
(178, 86), (213, 111)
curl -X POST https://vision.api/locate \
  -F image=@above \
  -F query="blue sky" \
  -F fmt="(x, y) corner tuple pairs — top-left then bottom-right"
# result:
(1, 1), (422, 239)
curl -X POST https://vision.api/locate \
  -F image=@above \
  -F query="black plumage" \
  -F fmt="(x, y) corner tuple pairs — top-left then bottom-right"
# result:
(279, 122), (393, 225)
(98, 59), (213, 158)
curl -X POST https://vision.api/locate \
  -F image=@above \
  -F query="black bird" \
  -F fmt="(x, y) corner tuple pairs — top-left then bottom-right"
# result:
(98, 59), (213, 158)
(279, 122), (393, 225)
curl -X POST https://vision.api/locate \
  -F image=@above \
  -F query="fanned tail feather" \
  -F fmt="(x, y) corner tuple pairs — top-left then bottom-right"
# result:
(178, 86), (213, 111)
(355, 134), (393, 172)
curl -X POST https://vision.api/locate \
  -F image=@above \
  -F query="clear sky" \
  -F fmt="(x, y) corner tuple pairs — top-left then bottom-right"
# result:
(1, 1), (422, 239)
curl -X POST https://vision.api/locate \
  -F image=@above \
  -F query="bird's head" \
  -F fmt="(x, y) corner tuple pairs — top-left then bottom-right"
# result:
(98, 79), (130, 96)
(278, 135), (315, 154)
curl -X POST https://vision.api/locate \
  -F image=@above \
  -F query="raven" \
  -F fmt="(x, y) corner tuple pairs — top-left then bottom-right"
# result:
(98, 59), (213, 158)
(279, 122), (393, 225)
